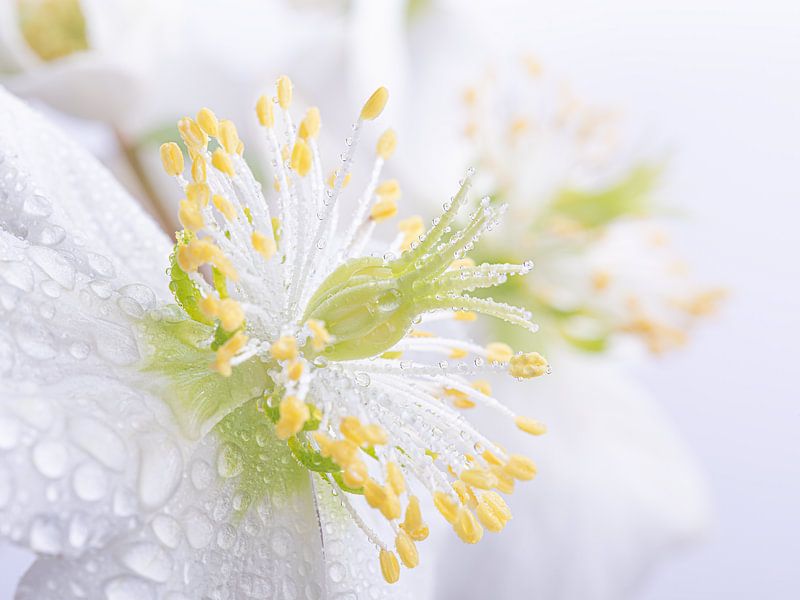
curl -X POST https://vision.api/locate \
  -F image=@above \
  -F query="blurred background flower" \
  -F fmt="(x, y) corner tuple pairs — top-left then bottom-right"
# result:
(2, 0), (797, 599)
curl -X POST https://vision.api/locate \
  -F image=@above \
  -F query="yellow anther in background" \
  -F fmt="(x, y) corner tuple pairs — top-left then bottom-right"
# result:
(177, 238), (218, 272)
(275, 395), (310, 440)
(312, 431), (333, 454)
(509, 352), (548, 379)
(472, 379), (492, 396)
(489, 465), (516, 494)
(379, 549), (400, 584)
(191, 155), (207, 183)
(186, 182), (210, 207)
(476, 498), (505, 532)
(486, 342), (514, 363)
(377, 128), (397, 159)
(395, 530), (419, 568)
(298, 107), (321, 139)
(452, 480), (478, 507)
(218, 298), (244, 332)
(199, 295), (219, 320)
(515, 415), (547, 436)
(387, 462), (406, 495)
(364, 478), (388, 509)
(290, 139), (312, 177)
(212, 194), (236, 221)
(398, 216), (424, 251)
(361, 86), (389, 120)
(454, 506), (484, 544)
(178, 199), (204, 232)
(328, 439), (359, 466)
(483, 491), (512, 521)
(402, 496), (429, 541)
(306, 319), (331, 351)
(218, 119), (240, 154)
(160, 142), (184, 176)
(370, 198), (398, 222)
(270, 335), (298, 361)
(252, 231), (277, 260)
(236, 139), (244, 155)
(481, 448), (502, 466)
(340, 416), (366, 445)
(327, 170), (352, 188)
(256, 95), (275, 128)
(449, 348), (468, 359)
(287, 360), (304, 381)
(178, 117), (208, 151)
(212, 148), (235, 177)
(276, 75), (293, 109)
(376, 179), (401, 201)
(504, 454), (537, 481)
(454, 310), (477, 322)
(211, 331), (248, 377)
(433, 491), (459, 525)
(460, 468), (498, 490)
(379, 488), (402, 520)
(342, 459), (368, 488)
(361, 423), (388, 446)
(196, 107), (219, 137)
(450, 257), (476, 270)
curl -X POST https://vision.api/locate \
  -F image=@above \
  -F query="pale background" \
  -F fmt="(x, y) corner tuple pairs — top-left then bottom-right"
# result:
(1, 0), (798, 598)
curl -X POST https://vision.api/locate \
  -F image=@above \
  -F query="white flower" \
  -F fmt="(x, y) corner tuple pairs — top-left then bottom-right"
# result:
(0, 76), (551, 597)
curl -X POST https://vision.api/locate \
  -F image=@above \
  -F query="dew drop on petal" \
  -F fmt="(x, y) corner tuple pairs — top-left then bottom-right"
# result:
(32, 440), (68, 479)
(117, 542), (174, 583)
(103, 575), (155, 600)
(151, 514), (182, 549)
(72, 462), (108, 501)
(184, 508), (214, 549)
(137, 435), (182, 510)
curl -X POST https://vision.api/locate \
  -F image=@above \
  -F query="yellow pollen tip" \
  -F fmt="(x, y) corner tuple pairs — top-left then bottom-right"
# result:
(327, 170), (352, 189)
(290, 139), (312, 177)
(159, 142), (184, 177)
(339, 416), (366, 445)
(515, 415), (547, 436)
(306, 319), (331, 351)
(379, 549), (400, 584)
(218, 119), (241, 154)
(199, 295), (219, 320)
(361, 423), (388, 446)
(186, 182), (210, 207)
(433, 491), (459, 525)
(178, 117), (208, 151)
(454, 310), (477, 322)
(509, 352), (548, 379)
(387, 462), (406, 495)
(376, 179), (401, 201)
(475, 497), (506, 533)
(298, 107), (321, 139)
(286, 360), (304, 381)
(211, 148), (235, 177)
(360, 86), (389, 120)
(481, 448), (502, 466)
(486, 342), (514, 363)
(212, 194), (236, 221)
(363, 478), (388, 508)
(402, 496), (429, 541)
(370, 198), (398, 222)
(504, 454), (537, 481)
(191, 156), (207, 183)
(275, 395), (310, 440)
(217, 298), (244, 332)
(178, 199), (204, 232)
(270, 335), (298, 361)
(256, 95), (275, 128)
(377, 128), (397, 159)
(449, 348), (468, 359)
(460, 468), (498, 490)
(211, 331), (248, 377)
(276, 75), (293, 109)
(251, 231), (277, 260)
(471, 379), (492, 396)
(196, 107), (219, 137)
(395, 530), (419, 569)
(454, 506), (484, 544)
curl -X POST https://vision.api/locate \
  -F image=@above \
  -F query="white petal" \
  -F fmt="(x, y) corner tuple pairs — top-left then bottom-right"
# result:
(433, 351), (710, 599)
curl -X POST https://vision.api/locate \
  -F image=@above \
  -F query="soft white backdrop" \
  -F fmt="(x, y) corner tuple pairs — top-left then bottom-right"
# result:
(1, 1), (798, 598)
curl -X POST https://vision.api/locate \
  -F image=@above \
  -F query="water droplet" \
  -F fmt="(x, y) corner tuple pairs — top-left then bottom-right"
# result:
(86, 253), (116, 279)
(137, 435), (182, 510)
(68, 416), (127, 471)
(22, 193), (52, 218)
(0, 260), (33, 291)
(117, 542), (173, 583)
(34, 224), (65, 246)
(354, 372), (371, 387)
(29, 516), (62, 554)
(28, 246), (75, 289)
(32, 440), (68, 478)
(0, 416), (19, 450)
(376, 289), (400, 313)
(69, 341), (90, 360)
(151, 514), (182, 549)
(184, 508), (213, 549)
(103, 575), (155, 600)
(72, 462), (108, 501)
(89, 280), (113, 299)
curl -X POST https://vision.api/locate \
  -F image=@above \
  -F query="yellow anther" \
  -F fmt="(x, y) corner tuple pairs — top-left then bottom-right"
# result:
(449, 348), (468, 359)
(199, 295), (219, 320)
(290, 139), (312, 177)
(398, 216), (424, 251)
(395, 530), (419, 568)
(481, 448), (502, 466)
(212, 194), (236, 221)
(444, 387), (474, 409)
(450, 257), (476, 270)
(504, 454), (537, 481)
(483, 491), (512, 521)
(454, 506), (483, 544)
(273, 176), (281, 192)
(298, 107), (321, 140)
(212, 148), (235, 177)
(452, 480), (478, 507)
(370, 198), (398, 222)
(177, 238), (217, 272)
(379, 488), (402, 520)
(376, 128), (397, 159)
(191, 155), (207, 183)
(360, 86), (389, 121)
(409, 329), (434, 338)
(236, 139), (244, 155)
(433, 491), (459, 525)
(361, 423), (388, 446)
(313, 431), (333, 454)
(376, 179), (401, 201)
(472, 380), (492, 396)
(218, 298), (244, 332)
(275, 395), (310, 440)
(329, 439), (359, 467)
(454, 310), (477, 322)
(460, 468), (498, 490)
(475, 498), (505, 532)
(509, 352), (548, 379)
(364, 478), (388, 509)
(270, 335), (297, 361)
(306, 319), (331, 351)
(256, 95), (275, 128)
(340, 416), (366, 445)
(523, 54), (543, 77)
(251, 231), (277, 260)
(211, 331), (248, 377)
(186, 182), (210, 207)
(387, 462), (405, 495)
(281, 145), (290, 162)
(218, 119), (240, 154)
(486, 342), (513, 363)
(379, 549), (400, 584)
(402, 496), (429, 541)
(178, 199), (204, 232)
(592, 270), (612, 291)
(276, 75), (293, 109)
(178, 117), (208, 151)
(489, 465), (516, 494)
(342, 459), (368, 488)
(286, 360), (304, 381)
(515, 415), (547, 435)
(326, 170), (352, 189)
(196, 107), (219, 137)
(159, 142), (184, 176)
